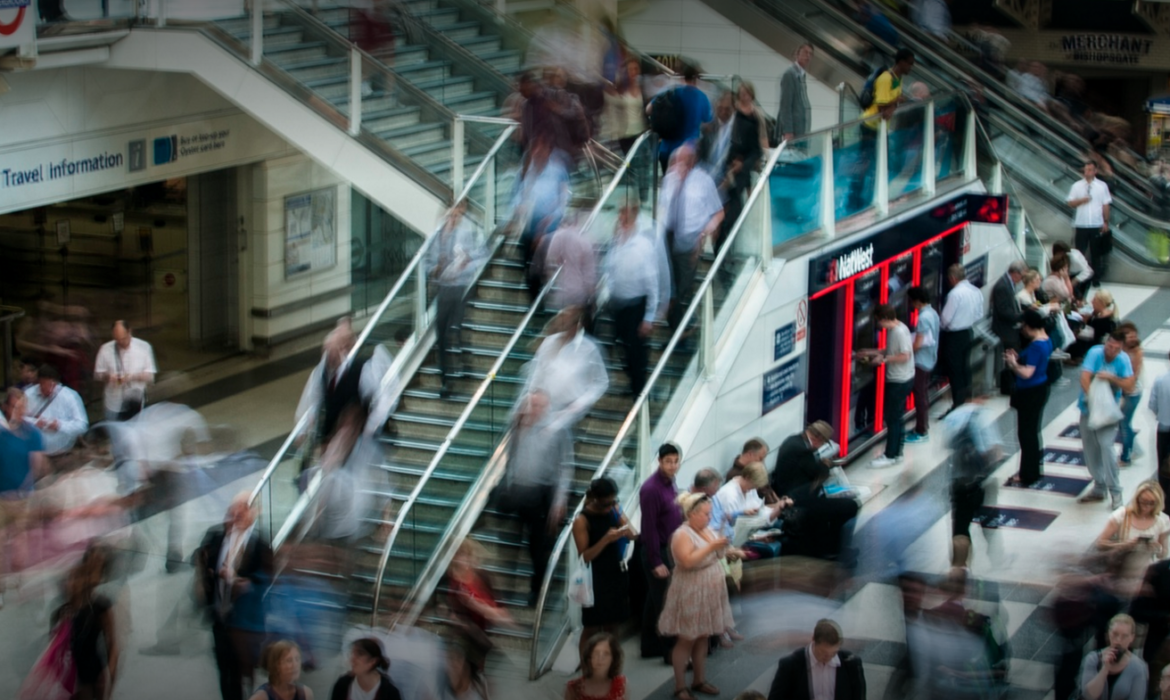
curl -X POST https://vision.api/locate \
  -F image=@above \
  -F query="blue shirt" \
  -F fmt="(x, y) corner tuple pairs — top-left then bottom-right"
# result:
(1015, 338), (1053, 390)
(1078, 345), (1134, 413)
(660, 85), (713, 156)
(913, 306), (940, 371)
(0, 423), (43, 493)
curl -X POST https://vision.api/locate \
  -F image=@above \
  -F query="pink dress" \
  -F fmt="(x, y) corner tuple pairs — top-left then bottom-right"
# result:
(657, 525), (734, 639)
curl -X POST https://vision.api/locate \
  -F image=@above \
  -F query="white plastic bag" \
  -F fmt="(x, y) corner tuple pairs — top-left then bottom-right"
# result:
(1087, 379), (1124, 430)
(1055, 312), (1075, 351)
(569, 556), (594, 608)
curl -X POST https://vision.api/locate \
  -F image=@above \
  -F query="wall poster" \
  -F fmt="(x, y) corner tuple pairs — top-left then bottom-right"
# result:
(285, 187), (336, 278)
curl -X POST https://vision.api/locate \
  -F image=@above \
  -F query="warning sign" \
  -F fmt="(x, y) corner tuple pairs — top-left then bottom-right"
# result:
(795, 299), (808, 341)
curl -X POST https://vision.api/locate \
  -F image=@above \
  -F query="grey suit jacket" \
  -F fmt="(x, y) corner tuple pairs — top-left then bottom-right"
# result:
(778, 66), (811, 139)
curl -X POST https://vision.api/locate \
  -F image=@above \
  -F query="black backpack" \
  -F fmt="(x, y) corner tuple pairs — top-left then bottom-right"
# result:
(858, 66), (888, 110)
(649, 87), (685, 141)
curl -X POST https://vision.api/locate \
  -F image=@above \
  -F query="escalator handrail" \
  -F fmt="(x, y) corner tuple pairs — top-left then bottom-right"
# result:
(247, 122), (518, 509)
(528, 136), (789, 678)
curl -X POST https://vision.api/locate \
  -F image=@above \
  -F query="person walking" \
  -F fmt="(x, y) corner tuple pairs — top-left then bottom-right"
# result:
(93, 319), (156, 422)
(652, 63), (713, 174)
(1149, 352), (1170, 512)
(766, 620), (866, 700)
(939, 264), (984, 411)
(426, 199), (486, 397)
(906, 285), (940, 444)
(1005, 310), (1053, 486)
(658, 145), (724, 333)
(1067, 161), (1112, 287)
(944, 399), (1004, 567)
(1118, 322), (1145, 467)
(572, 477), (635, 665)
(991, 260), (1027, 351)
(849, 48), (914, 213)
(778, 44), (813, 143)
(602, 196), (659, 400)
(1078, 330), (1136, 509)
(868, 304), (915, 469)
(638, 443), (683, 662)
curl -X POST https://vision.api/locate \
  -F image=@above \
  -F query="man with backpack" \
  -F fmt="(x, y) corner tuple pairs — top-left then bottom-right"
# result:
(649, 62), (713, 174)
(847, 48), (915, 213)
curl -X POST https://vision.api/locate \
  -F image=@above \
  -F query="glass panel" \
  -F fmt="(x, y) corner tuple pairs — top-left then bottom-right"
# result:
(770, 134), (823, 246)
(934, 96), (964, 183)
(887, 103), (926, 202)
(351, 190), (424, 313)
(833, 120), (876, 221)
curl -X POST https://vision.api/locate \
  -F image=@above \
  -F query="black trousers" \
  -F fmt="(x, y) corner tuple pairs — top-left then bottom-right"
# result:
(609, 297), (649, 398)
(1013, 384), (1050, 484)
(1075, 226), (1108, 285)
(640, 545), (675, 660)
(435, 284), (467, 385)
(1159, 430), (1170, 515)
(883, 379), (912, 459)
(212, 622), (243, 700)
(515, 500), (553, 596)
(912, 366), (932, 435)
(951, 480), (985, 541)
(784, 496), (860, 560)
(669, 249), (700, 331)
(940, 329), (973, 407)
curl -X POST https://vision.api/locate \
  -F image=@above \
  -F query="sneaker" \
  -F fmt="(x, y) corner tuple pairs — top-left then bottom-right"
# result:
(904, 432), (930, 444)
(1078, 492), (1106, 504)
(1112, 495), (1124, 510)
(1120, 458), (1132, 467)
(869, 455), (902, 469)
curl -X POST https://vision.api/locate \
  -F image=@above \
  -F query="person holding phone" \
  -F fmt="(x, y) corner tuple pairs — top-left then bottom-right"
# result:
(1096, 481), (1170, 561)
(572, 477), (636, 666)
(1079, 614), (1148, 700)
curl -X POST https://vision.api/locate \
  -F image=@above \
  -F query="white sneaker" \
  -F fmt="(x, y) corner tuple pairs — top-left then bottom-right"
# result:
(869, 455), (902, 469)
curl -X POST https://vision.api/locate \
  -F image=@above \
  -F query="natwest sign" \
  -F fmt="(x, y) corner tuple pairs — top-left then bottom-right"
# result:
(0, 0), (33, 52)
(827, 244), (873, 284)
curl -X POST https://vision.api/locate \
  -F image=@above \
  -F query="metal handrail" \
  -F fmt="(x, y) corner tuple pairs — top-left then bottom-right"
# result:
(368, 266), (564, 624)
(528, 137), (789, 678)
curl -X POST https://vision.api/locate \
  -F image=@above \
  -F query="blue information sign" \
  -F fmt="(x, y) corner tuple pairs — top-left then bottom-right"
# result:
(965, 254), (988, 289)
(774, 322), (796, 361)
(762, 356), (806, 415)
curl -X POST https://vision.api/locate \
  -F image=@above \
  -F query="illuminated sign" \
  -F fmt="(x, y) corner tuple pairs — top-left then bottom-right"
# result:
(828, 243), (874, 284)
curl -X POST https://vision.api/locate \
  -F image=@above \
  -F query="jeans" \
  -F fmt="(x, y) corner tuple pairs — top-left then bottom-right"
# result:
(1081, 411), (1122, 501)
(1119, 392), (1142, 462)
(884, 379), (913, 458)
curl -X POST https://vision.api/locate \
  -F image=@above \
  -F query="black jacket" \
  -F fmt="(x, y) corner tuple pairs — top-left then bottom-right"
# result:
(320, 356), (367, 441)
(330, 674), (403, 700)
(770, 433), (828, 503)
(194, 523), (273, 627)
(767, 647), (866, 700)
(990, 274), (1022, 350)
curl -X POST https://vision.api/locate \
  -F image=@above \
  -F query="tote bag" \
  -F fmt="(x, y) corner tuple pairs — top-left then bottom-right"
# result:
(569, 556), (594, 608)
(18, 621), (75, 700)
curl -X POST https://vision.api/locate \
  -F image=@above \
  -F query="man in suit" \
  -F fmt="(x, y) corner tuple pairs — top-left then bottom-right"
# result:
(295, 318), (369, 453)
(991, 260), (1027, 351)
(197, 493), (273, 700)
(767, 619), (866, 700)
(778, 44), (814, 142)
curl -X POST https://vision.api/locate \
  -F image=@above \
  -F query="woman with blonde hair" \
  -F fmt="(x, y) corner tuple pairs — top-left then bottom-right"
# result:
(1096, 480), (1170, 561)
(250, 640), (313, 700)
(1070, 288), (1119, 362)
(658, 492), (745, 700)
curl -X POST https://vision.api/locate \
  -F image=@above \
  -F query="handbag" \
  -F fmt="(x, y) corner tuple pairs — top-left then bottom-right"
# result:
(569, 556), (594, 608)
(18, 621), (76, 700)
(1087, 379), (1124, 430)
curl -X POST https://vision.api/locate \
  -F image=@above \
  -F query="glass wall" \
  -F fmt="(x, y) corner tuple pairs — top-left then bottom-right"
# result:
(350, 189), (423, 315)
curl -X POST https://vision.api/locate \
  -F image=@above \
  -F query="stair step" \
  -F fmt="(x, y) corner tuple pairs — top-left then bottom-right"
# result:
(361, 105), (423, 133)
(284, 56), (349, 82)
(456, 34), (502, 55)
(412, 75), (476, 100)
(216, 13), (282, 36)
(264, 41), (330, 65)
(401, 140), (453, 168)
(394, 58), (453, 84)
(422, 19), (481, 40)
(378, 122), (448, 150)
(477, 49), (523, 74)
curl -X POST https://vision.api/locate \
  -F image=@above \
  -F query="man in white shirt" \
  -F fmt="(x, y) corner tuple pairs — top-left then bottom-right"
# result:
(767, 619), (866, 700)
(939, 264), (984, 411)
(1149, 349), (1170, 513)
(23, 365), (87, 457)
(658, 145), (724, 332)
(604, 197), (660, 399)
(1066, 161), (1112, 286)
(870, 303), (915, 469)
(93, 320), (157, 422)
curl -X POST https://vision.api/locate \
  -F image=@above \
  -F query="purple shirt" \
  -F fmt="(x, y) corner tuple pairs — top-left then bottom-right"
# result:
(639, 469), (682, 568)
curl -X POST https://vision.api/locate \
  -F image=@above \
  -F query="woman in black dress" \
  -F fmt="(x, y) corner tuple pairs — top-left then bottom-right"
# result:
(572, 477), (636, 665)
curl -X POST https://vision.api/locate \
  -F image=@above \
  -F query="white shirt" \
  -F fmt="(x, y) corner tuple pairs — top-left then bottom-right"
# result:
(658, 168), (723, 253)
(714, 480), (769, 535)
(217, 523), (255, 579)
(94, 337), (157, 412)
(1148, 371), (1170, 431)
(704, 118), (734, 177)
(523, 330), (609, 431)
(1067, 248), (1093, 283)
(23, 383), (88, 455)
(807, 644), (841, 700)
(885, 322), (916, 383)
(940, 280), (984, 331)
(349, 677), (382, 700)
(1066, 178), (1112, 228)
(604, 230), (659, 323)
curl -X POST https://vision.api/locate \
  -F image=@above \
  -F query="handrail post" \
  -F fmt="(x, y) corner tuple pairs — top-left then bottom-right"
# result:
(922, 101), (936, 197)
(249, 0), (262, 65)
(485, 156), (496, 229)
(990, 162), (1003, 195)
(876, 118), (889, 216)
(700, 286), (715, 380)
(349, 49), (363, 136)
(415, 264), (428, 329)
(452, 118), (465, 199)
(963, 108), (978, 183)
(637, 402), (651, 481)
(758, 170), (773, 269)
(820, 131), (835, 238)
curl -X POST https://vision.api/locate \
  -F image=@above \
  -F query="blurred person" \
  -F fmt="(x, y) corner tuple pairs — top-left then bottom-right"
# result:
(1, 388), (45, 496)
(309, 404), (380, 544)
(939, 263), (984, 410)
(54, 542), (119, 700)
(513, 135), (571, 301)
(866, 304), (914, 469)
(658, 492), (742, 700)
(441, 636), (489, 700)
(907, 285), (939, 444)
(854, 0), (898, 49)
(718, 80), (768, 256)
(294, 318), (368, 451)
(778, 44), (814, 142)
(572, 477), (635, 664)
(912, 0), (950, 40)
(1161, 665), (1170, 700)
(1044, 254), (1076, 306)
(1008, 60), (1050, 110)
(1053, 240), (1094, 301)
(545, 213), (599, 313)
(603, 57), (647, 156)
(766, 619), (866, 700)
(1005, 310), (1054, 486)
(350, 0), (396, 97)
(330, 638), (403, 700)
(445, 539), (513, 673)
(651, 62), (713, 174)
(1078, 329), (1135, 509)
(1096, 481), (1169, 562)
(991, 260), (1026, 351)
(698, 90), (735, 183)
(1150, 352), (1170, 510)
(266, 543), (346, 672)
(93, 319), (156, 422)
(639, 442), (683, 661)
(566, 632), (627, 700)
(924, 568), (1011, 697)
(495, 390), (573, 606)
(659, 145), (724, 333)
(1079, 613), (1148, 700)
(518, 71), (588, 160)
(522, 306), (608, 431)
(1067, 161), (1113, 285)
(944, 399), (1003, 568)
(602, 195), (659, 400)
(12, 355), (37, 390)
(196, 492), (274, 700)
(850, 49), (915, 213)
(23, 364), (87, 458)
(426, 199), (486, 398)
(250, 640), (313, 700)
(1131, 558), (1170, 689)
(1069, 289), (1119, 363)
(1151, 161), (1170, 221)
(1117, 322), (1144, 466)
(735, 693), (765, 700)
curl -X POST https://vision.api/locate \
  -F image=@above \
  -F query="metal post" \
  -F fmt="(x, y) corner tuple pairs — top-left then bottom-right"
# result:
(922, 101), (936, 197)
(990, 162), (1003, 195)
(452, 119), (465, 198)
(700, 287), (715, 380)
(484, 156), (496, 229)
(414, 264), (428, 330)
(496, 0), (506, 15)
(349, 49), (363, 136)
(757, 170), (773, 270)
(637, 402), (651, 481)
(820, 131), (836, 238)
(250, 0), (263, 65)
(875, 118), (889, 216)
(963, 109), (978, 183)
(157, 0), (166, 26)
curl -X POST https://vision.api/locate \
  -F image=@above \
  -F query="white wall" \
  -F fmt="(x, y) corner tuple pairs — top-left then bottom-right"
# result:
(621, 0), (838, 130)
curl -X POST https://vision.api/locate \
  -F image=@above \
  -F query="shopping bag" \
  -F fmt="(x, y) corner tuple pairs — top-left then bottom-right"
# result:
(1054, 312), (1075, 351)
(18, 621), (76, 700)
(568, 556), (594, 608)
(1087, 379), (1124, 430)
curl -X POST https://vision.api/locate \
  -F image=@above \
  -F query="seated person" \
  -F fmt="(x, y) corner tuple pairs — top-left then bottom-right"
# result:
(714, 462), (788, 539)
(725, 437), (778, 504)
(1068, 289), (1118, 362)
